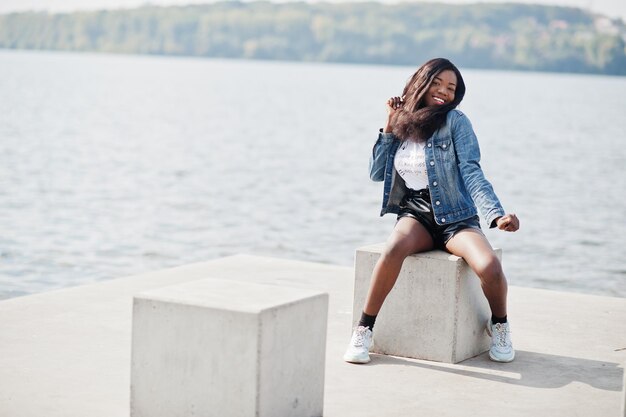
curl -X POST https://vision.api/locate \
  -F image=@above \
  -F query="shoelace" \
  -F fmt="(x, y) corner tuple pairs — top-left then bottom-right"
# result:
(351, 327), (368, 347)
(493, 323), (510, 347)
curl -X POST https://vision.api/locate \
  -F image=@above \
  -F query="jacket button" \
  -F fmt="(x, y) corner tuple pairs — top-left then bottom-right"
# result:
(441, 218), (446, 223)
(427, 143), (432, 148)
(442, 144), (447, 149)
(430, 161), (435, 166)
(435, 201), (440, 205)
(433, 181), (438, 186)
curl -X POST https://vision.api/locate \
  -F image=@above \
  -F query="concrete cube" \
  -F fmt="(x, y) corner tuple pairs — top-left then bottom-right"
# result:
(353, 243), (499, 363)
(131, 278), (329, 417)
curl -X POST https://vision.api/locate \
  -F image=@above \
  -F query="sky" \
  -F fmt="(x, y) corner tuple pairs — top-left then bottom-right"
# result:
(0, 0), (624, 21)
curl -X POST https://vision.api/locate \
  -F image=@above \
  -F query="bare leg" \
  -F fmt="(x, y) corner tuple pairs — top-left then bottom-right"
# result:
(445, 229), (507, 317)
(363, 217), (434, 316)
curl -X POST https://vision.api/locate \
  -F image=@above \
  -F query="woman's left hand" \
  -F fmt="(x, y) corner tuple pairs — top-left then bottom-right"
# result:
(495, 214), (519, 232)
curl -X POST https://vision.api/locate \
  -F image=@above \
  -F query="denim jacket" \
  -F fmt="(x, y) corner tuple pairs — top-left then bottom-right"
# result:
(369, 109), (505, 228)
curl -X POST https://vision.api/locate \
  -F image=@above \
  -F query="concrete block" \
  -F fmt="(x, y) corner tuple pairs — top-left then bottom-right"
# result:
(130, 278), (329, 417)
(353, 243), (499, 363)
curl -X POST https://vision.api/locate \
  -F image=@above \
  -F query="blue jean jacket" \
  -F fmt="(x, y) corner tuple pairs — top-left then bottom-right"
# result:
(369, 109), (505, 228)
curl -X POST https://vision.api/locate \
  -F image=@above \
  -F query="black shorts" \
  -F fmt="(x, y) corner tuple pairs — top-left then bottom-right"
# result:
(397, 188), (482, 249)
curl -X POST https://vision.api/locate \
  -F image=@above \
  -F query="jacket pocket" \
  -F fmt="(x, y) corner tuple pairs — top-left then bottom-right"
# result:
(435, 140), (454, 165)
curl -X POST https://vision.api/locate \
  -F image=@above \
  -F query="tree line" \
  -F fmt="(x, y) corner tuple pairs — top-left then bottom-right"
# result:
(1, 1), (625, 75)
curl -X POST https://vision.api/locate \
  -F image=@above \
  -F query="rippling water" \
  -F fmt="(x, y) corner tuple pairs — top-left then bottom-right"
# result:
(1, 49), (625, 299)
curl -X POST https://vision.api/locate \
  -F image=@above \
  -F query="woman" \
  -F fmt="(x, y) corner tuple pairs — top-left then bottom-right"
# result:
(344, 58), (519, 364)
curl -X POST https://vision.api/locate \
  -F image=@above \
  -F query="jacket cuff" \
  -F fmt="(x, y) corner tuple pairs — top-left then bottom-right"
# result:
(378, 128), (396, 144)
(488, 211), (506, 229)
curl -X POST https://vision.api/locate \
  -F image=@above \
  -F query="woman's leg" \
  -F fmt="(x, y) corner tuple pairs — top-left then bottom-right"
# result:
(363, 216), (435, 316)
(444, 228), (507, 317)
(445, 228), (515, 362)
(345, 216), (434, 364)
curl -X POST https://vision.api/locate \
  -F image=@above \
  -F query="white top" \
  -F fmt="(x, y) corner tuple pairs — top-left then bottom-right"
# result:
(394, 140), (429, 191)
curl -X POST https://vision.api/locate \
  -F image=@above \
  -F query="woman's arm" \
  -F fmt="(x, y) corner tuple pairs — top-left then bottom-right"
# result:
(450, 112), (508, 229)
(369, 131), (396, 181)
(369, 96), (404, 181)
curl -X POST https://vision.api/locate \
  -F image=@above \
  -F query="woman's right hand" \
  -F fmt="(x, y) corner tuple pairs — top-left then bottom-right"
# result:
(386, 96), (404, 115)
(384, 96), (404, 133)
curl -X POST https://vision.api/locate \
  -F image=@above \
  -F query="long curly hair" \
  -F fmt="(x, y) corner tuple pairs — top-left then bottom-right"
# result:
(391, 58), (466, 141)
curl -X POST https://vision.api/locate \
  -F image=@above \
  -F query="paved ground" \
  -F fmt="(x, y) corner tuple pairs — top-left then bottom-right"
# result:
(0, 254), (624, 417)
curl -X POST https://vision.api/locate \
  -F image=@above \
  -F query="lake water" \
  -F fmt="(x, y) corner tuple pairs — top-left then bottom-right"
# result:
(1, 49), (625, 300)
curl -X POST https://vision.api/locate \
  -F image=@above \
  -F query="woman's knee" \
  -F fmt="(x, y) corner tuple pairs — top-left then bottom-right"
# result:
(381, 239), (412, 263)
(475, 255), (505, 284)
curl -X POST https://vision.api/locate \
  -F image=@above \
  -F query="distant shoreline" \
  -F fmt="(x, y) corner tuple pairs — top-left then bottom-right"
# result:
(1, 2), (625, 76)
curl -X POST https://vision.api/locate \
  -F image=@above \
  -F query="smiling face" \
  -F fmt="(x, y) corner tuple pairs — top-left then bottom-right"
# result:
(424, 70), (457, 107)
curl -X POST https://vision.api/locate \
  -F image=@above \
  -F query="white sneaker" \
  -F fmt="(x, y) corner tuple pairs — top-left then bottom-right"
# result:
(486, 320), (515, 363)
(343, 326), (373, 364)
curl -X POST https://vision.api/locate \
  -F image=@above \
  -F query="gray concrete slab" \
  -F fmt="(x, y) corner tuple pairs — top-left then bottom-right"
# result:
(0, 254), (625, 417)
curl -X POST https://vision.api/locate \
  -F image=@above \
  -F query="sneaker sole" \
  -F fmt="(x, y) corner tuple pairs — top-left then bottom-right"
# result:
(489, 350), (515, 363)
(343, 354), (371, 364)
